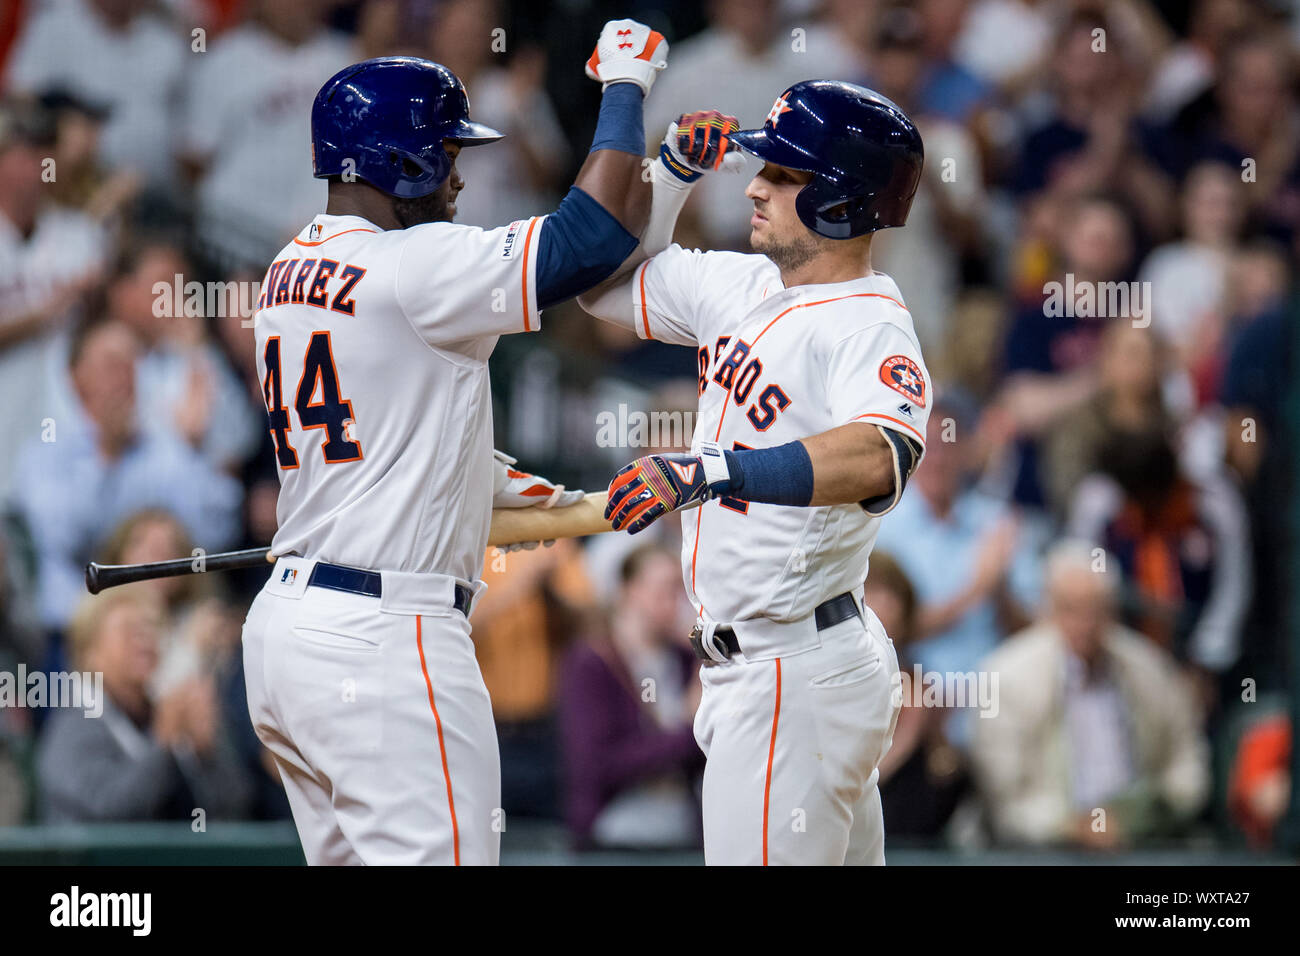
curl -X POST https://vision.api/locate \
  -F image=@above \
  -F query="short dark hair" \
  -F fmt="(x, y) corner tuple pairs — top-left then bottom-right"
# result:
(0, 98), (57, 150)
(619, 544), (676, 586)
(865, 550), (918, 642)
(66, 308), (120, 370)
(110, 231), (189, 284)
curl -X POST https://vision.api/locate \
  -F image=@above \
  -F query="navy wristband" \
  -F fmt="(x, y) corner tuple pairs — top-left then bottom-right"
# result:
(721, 441), (814, 507)
(590, 82), (645, 156)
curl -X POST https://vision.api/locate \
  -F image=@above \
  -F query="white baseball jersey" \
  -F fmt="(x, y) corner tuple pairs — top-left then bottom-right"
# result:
(254, 213), (544, 584)
(631, 245), (931, 657)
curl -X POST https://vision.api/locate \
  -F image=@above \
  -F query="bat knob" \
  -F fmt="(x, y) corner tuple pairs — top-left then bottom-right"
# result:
(85, 563), (102, 595)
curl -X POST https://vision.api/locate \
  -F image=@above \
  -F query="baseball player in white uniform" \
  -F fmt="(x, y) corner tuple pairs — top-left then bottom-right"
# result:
(241, 22), (670, 865)
(580, 81), (928, 864)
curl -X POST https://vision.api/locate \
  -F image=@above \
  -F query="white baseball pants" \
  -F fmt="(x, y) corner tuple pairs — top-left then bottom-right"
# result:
(242, 564), (500, 865)
(693, 611), (901, 865)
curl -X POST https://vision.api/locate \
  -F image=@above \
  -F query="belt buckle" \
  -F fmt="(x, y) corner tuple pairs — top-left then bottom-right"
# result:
(689, 622), (732, 665)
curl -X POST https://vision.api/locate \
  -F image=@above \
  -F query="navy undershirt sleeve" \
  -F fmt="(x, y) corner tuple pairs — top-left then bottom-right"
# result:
(535, 186), (637, 309)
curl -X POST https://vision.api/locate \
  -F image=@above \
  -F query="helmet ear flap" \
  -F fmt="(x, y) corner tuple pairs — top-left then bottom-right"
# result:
(384, 146), (451, 199)
(796, 179), (872, 240)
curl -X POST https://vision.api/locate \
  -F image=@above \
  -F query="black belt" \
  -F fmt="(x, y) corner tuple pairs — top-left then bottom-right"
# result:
(689, 592), (862, 663)
(307, 562), (473, 616)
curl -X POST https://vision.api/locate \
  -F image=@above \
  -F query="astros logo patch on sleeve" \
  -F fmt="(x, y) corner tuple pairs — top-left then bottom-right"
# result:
(880, 355), (926, 406)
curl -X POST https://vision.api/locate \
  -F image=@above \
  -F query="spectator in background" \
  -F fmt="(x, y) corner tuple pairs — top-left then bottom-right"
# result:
(869, 551), (970, 839)
(915, 0), (992, 124)
(470, 538), (594, 819)
(423, 0), (570, 229)
(866, 4), (986, 354)
(178, 0), (354, 271)
(874, 395), (1038, 687)
(97, 508), (288, 821)
(36, 589), (251, 822)
(1155, 30), (1299, 244)
(1043, 323), (1178, 517)
(96, 509), (216, 694)
(39, 89), (141, 228)
(9, 314), (241, 634)
(0, 100), (106, 502)
(996, 193), (1137, 508)
(584, 379), (697, 603)
(0, 506), (41, 671)
(558, 545), (703, 850)
(1221, 250), (1293, 686)
(0, 527), (41, 825)
(5, 0), (185, 190)
(972, 543), (1210, 849)
(819, 0), (880, 72)
(1009, 11), (1174, 239)
(1066, 416), (1251, 687)
(1227, 712), (1291, 849)
(1138, 162), (1244, 387)
(1143, 0), (1256, 123)
(953, 0), (1054, 94)
(104, 237), (262, 471)
(642, 0), (859, 249)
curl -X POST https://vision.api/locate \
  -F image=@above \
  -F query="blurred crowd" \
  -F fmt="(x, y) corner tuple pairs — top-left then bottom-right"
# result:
(0, 0), (1295, 857)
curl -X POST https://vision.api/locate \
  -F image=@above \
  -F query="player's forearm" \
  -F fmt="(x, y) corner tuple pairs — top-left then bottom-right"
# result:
(802, 423), (897, 506)
(532, 82), (652, 312)
(573, 83), (650, 234)
(576, 135), (711, 328)
(607, 423), (912, 533)
(575, 263), (643, 332)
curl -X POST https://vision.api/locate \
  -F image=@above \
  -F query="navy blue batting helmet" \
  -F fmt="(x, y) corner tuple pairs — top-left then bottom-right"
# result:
(311, 57), (503, 200)
(730, 81), (924, 239)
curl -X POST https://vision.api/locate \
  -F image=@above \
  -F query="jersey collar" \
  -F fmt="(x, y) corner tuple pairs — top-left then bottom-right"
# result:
(762, 270), (897, 305)
(295, 214), (381, 246)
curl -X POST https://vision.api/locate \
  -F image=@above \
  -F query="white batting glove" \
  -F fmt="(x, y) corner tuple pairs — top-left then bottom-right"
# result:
(585, 19), (669, 96)
(492, 449), (585, 510)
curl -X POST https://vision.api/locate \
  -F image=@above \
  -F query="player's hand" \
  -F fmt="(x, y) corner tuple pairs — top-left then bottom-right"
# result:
(659, 111), (745, 183)
(585, 19), (668, 96)
(492, 449), (584, 510)
(605, 444), (731, 534)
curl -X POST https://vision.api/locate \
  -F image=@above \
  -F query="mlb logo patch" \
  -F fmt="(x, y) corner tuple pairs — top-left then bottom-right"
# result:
(308, 223), (322, 241)
(880, 355), (926, 407)
(281, 567), (297, 585)
(501, 220), (524, 260)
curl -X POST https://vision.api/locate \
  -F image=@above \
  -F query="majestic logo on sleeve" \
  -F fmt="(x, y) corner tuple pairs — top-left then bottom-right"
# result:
(880, 355), (926, 407)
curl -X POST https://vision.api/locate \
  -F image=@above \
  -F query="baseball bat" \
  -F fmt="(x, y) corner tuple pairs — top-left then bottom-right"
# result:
(85, 492), (614, 594)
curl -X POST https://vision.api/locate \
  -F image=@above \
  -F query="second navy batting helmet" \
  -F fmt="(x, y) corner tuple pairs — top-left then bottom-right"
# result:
(730, 80), (924, 239)
(311, 57), (503, 200)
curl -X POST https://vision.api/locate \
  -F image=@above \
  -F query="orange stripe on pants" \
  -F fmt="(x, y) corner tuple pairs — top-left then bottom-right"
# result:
(416, 615), (460, 865)
(762, 658), (782, 866)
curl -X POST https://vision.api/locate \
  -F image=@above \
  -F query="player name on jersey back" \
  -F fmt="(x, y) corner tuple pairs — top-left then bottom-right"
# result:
(254, 213), (544, 585)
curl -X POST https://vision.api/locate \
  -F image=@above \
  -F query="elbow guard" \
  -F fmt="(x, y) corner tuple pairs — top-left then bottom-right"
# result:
(861, 426), (923, 516)
(535, 186), (638, 309)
